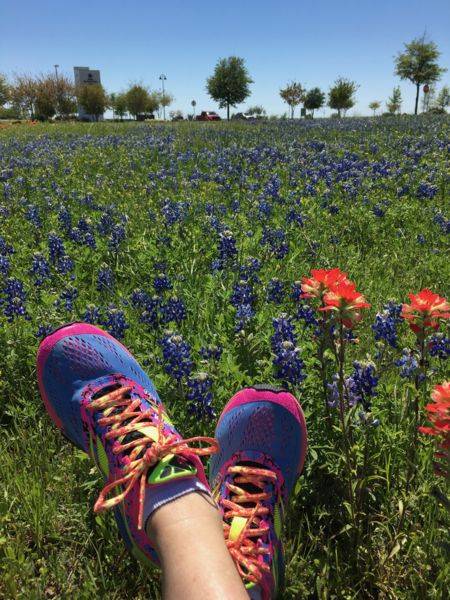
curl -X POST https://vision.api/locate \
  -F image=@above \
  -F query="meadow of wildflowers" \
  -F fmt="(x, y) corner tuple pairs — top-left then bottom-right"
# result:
(0, 117), (449, 598)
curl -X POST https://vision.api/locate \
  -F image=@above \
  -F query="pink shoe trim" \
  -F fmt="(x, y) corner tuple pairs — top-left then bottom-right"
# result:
(36, 322), (132, 431)
(218, 387), (308, 475)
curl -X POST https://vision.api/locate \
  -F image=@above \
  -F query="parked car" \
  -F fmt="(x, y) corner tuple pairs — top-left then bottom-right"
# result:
(231, 112), (253, 120)
(195, 111), (221, 121)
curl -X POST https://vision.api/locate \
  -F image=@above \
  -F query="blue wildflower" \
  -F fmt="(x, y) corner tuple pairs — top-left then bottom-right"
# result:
(187, 372), (215, 419)
(97, 267), (114, 292)
(273, 341), (305, 386)
(29, 253), (51, 286)
(372, 302), (403, 348)
(395, 349), (419, 379)
(160, 332), (193, 381)
(428, 334), (450, 359)
(102, 307), (129, 340)
(160, 297), (186, 325)
(153, 273), (172, 293)
(267, 278), (285, 304)
(199, 345), (223, 361)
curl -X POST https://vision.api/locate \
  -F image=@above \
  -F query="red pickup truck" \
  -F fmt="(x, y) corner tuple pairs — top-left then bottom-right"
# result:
(195, 111), (221, 121)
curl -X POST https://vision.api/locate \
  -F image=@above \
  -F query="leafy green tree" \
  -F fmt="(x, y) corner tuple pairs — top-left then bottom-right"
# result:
(395, 36), (446, 115)
(145, 92), (160, 117)
(246, 105), (265, 116)
(110, 92), (128, 120)
(207, 56), (253, 120)
(369, 101), (381, 116)
(160, 93), (173, 119)
(125, 84), (149, 120)
(10, 74), (38, 118)
(386, 86), (402, 114)
(279, 82), (304, 118)
(328, 78), (358, 117)
(53, 74), (76, 118)
(76, 83), (108, 121)
(304, 87), (325, 117)
(434, 85), (449, 111)
(0, 73), (10, 107)
(35, 77), (57, 120)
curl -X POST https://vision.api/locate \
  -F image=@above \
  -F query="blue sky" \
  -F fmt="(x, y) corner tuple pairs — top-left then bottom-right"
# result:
(1, 0), (449, 117)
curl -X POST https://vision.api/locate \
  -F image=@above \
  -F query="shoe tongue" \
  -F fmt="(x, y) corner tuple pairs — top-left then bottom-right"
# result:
(147, 454), (197, 484)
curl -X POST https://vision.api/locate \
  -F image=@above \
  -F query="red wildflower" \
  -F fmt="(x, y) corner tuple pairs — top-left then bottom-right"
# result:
(419, 382), (450, 477)
(300, 268), (349, 299)
(319, 281), (371, 328)
(401, 289), (450, 335)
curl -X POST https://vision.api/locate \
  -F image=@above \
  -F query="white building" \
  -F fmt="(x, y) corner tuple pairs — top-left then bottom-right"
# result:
(73, 66), (103, 121)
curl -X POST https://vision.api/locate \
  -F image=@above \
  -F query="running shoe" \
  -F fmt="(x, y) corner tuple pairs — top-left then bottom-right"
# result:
(37, 322), (217, 566)
(209, 385), (307, 599)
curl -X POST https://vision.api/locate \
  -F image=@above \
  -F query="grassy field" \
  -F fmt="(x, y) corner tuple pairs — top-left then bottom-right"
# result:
(0, 117), (449, 599)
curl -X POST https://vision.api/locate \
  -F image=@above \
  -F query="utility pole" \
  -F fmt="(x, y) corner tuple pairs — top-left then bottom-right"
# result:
(159, 74), (167, 120)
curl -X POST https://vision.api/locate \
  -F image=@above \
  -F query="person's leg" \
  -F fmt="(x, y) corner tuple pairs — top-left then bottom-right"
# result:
(209, 385), (308, 600)
(147, 492), (248, 600)
(37, 323), (247, 599)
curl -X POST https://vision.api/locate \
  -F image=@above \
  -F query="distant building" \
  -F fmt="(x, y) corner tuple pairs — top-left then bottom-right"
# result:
(73, 66), (103, 121)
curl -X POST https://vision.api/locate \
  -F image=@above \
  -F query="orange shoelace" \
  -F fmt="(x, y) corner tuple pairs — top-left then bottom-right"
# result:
(86, 385), (219, 530)
(221, 465), (278, 584)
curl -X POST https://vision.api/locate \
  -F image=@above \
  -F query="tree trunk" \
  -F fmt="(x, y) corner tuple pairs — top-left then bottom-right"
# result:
(414, 83), (420, 115)
(338, 108), (341, 118)
(227, 103), (230, 121)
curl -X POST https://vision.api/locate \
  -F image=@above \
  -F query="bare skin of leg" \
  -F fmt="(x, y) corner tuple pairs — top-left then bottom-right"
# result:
(147, 492), (248, 600)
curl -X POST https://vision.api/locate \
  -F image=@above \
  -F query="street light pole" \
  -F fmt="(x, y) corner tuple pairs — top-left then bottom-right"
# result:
(159, 74), (167, 120)
(54, 64), (59, 79)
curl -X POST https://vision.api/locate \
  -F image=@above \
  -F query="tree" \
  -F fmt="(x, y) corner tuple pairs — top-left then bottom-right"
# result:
(394, 35), (446, 115)
(53, 74), (76, 118)
(279, 82), (304, 119)
(160, 92), (173, 118)
(0, 73), (9, 107)
(125, 84), (149, 120)
(35, 76), (57, 120)
(246, 105), (266, 116)
(76, 83), (108, 121)
(111, 92), (128, 120)
(328, 78), (358, 117)
(10, 74), (38, 118)
(369, 101), (381, 116)
(386, 86), (402, 114)
(304, 87), (325, 117)
(146, 92), (161, 117)
(207, 56), (253, 120)
(434, 85), (449, 111)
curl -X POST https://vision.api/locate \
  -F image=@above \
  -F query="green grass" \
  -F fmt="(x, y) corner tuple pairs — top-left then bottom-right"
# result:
(0, 117), (449, 599)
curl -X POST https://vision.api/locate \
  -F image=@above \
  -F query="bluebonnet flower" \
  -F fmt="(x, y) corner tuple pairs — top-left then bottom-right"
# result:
(261, 227), (289, 259)
(84, 304), (102, 324)
(1, 278), (28, 321)
(0, 256), (10, 276)
(286, 208), (305, 227)
(416, 234), (426, 244)
(217, 230), (238, 266)
(231, 280), (256, 308)
(130, 288), (152, 308)
(199, 345), (223, 361)
(55, 255), (74, 276)
(29, 253), (51, 286)
(97, 212), (115, 236)
(162, 200), (188, 226)
(417, 182), (438, 199)
(235, 303), (254, 331)
(267, 278), (285, 304)
(160, 332), (193, 381)
(257, 199), (272, 219)
(395, 349), (419, 379)
(153, 273), (172, 293)
(25, 204), (42, 228)
(109, 224), (126, 250)
(57, 287), (78, 311)
(0, 169), (13, 181)
(296, 303), (318, 328)
(291, 281), (303, 302)
(36, 324), (55, 339)
(160, 297), (186, 325)
(428, 334), (450, 359)
(0, 235), (14, 256)
(102, 307), (129, 340)
(271, 314), (297, 351)
(372, 204), (385, 218)
(328, 204), (339, 215)
(48, 233), (66, 263)
(187, 373), (215, 419)
(372, 302), (403, 348)
(239, 257), (261, 282)
(328, 362), (378, 410)
(433, 211), (450, 234)
(97, 267), (114, 292)
(140, 297), (160, 328)
(273, 341), (305, 386)
(58, 206), (72, 232)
